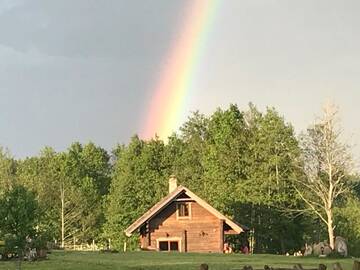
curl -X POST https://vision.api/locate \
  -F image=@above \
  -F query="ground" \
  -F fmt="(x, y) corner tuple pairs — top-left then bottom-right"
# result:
(0, 251), (357, 270)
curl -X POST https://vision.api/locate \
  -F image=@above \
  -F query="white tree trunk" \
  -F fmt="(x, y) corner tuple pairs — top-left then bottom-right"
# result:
(296, 104), (352, 253)
(61, 184), (65, 249)
(326, 209), (335, 250)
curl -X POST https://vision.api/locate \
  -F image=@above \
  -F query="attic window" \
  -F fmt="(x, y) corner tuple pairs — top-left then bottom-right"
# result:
(177, 202), (191, 219)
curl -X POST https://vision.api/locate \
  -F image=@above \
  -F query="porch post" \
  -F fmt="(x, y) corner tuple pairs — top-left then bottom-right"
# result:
(147, 221), (151, 247)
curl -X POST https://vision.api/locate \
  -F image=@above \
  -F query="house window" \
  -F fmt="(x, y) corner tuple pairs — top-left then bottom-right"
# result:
(159, 241), (179, 251)
(159, 241), (169, 251)
(170, 241), (179, 251)
(177, 202), (191, 219)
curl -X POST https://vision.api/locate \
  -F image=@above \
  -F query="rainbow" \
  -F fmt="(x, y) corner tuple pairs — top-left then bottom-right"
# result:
(141, 0), (219, 140)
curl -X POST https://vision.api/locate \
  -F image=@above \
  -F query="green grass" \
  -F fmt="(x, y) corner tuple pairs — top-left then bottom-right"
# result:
(0, 251), (357, 270)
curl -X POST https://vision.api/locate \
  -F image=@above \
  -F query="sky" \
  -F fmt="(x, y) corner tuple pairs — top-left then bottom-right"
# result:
(0, 0), (359, 166)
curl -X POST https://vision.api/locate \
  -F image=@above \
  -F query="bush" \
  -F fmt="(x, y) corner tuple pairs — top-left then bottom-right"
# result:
(335, 197), (360, 257)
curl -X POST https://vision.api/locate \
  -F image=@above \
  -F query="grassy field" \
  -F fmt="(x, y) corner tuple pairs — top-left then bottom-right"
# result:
(0, 251), (357, 270)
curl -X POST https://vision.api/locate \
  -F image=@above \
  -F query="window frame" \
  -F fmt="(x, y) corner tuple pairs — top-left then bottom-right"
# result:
(176, 202), (192, 220)
(156, 237), (182, 252)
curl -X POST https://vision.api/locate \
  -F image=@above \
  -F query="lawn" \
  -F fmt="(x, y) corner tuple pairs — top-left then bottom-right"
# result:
(0, 251), (357, 270)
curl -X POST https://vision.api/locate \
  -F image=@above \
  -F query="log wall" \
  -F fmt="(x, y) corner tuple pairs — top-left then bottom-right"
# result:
(142, 201), (223, 253)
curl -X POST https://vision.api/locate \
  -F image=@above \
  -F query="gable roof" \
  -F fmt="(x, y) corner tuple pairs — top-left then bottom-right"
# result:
(124, 185), (247, 236)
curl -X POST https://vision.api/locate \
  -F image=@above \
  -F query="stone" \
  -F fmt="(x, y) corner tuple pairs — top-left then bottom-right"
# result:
(304, 244), (313, 256)
(313, 242), (332, 256)
(319, 264), (327, 270)
(200, 264), (209, 270)
(334, 236), (348, 257)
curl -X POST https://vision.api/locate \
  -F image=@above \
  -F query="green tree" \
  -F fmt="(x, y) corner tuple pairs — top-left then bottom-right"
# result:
(166, 111), (208, 192)
(104, 136), (169, 250)
(201, 104), (248, 214)
(0, 148), (17, 195)
(0, 185), (38, 270)
(17, 143), (111, 248)
(241, 106), (300, 205)
(335, 196), (360, 256)
(236, 105), (302, 253)
(16, 147), (60, 241)
(62, 142), (111, 243)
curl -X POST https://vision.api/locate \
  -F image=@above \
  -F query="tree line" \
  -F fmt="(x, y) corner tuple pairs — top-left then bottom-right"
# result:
(0, 103), (359, 256)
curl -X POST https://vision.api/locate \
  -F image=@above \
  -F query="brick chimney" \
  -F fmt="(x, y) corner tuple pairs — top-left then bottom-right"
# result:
(169, 175), (177, 193)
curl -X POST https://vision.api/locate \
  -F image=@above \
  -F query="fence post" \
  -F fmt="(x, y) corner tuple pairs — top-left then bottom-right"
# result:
(294, 264), (304, 270)
(333, 263), (343, 270)
(353, 261), (360, 270)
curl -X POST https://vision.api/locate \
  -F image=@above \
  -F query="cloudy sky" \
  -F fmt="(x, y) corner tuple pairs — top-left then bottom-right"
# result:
(0, 0), (359, 164)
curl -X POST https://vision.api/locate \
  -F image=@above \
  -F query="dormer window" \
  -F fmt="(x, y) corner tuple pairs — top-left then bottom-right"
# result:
(177, 202), (191, 219)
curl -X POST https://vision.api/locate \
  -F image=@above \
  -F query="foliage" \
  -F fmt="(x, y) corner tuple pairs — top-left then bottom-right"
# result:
(0, 185), (38, 259)
(237, 106), (303, 253)
(103, 104), (339, 254)
(61, 142), (111, 243)
(15, 143), (111, 248)
(201, 104), (248, 213)
(103, 136), (170, 249)
(16, 148), (60, 242)
(334, 196), (360, 256)
(0, 103), (358, 256)
(0, 148), (17, 196)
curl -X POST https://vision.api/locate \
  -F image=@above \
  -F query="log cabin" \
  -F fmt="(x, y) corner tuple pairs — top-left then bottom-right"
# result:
(125, 176), (247, 253)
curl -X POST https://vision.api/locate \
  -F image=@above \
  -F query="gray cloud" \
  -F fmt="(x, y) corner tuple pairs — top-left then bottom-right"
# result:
(0, 0), (359, 164)
(0, 0), (184, 58)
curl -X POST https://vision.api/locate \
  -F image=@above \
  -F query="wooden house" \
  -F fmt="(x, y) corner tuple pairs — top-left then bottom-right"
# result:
(125, 176), (247, 253)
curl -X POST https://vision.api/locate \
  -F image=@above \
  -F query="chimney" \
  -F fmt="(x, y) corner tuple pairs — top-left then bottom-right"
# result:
(169, 175), (177, 193)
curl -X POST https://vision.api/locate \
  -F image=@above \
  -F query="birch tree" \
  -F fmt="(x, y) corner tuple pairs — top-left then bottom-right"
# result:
(296, 104), (353, 250)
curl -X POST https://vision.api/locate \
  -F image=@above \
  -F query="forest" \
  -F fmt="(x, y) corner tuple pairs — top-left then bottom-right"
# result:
(0, 103), (359, 256)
